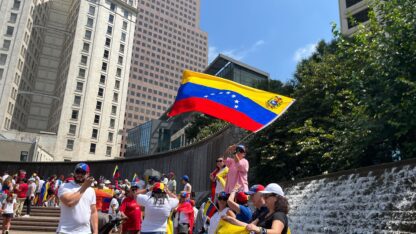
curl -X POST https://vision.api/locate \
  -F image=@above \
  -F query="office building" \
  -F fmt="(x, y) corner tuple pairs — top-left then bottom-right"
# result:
(0, 0), (138, 161)
(121, 0), (208, 156)
(339, 0), (370, 36)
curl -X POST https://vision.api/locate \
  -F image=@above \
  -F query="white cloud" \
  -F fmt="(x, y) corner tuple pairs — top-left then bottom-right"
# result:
(208, 40), (266, 63)
(293, 43), (318, 62)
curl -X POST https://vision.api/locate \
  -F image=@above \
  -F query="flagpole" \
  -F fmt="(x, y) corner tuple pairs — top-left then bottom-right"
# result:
(208, 197), (219, 211)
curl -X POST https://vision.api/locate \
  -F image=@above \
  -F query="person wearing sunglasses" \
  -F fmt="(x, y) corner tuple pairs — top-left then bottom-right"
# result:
(223, 144), (249, 193)
(209, 157), (228, 201)
(57, 163), (98, 234)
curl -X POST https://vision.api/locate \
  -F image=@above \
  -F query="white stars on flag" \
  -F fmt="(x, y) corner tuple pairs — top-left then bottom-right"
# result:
(231, 94), (236, 98)
(203, 91), (241, 109)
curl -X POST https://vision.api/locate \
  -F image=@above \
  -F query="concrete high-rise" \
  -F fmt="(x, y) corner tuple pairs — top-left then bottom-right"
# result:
(0, 0), (138, 161)
(121, 0), (208, 156)
(339, 0), (370, 36)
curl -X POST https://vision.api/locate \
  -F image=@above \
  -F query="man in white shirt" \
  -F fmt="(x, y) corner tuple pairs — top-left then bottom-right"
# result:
(167, 172), (177, 194)
(57, 163), (98, 234)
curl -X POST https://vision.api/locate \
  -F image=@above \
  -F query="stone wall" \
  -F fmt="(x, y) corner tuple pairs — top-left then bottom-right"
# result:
(284, 159), (416, 233)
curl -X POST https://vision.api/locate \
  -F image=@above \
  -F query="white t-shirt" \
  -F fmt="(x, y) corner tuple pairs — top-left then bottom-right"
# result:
(37, 180), (45, 193)
(108, 197), (119, 215)
(136, 193), (179, 232)
(27, 182), (37, 197)
(167, 179), (177, 193)
(208, 208), (229, 234)
(2, 199), (16, 214)
(184, 183), (192, 194)
(57, 182), (96, 234)
(1, 175), (9, 182)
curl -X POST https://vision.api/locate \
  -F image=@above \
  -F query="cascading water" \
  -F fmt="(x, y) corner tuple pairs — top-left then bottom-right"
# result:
(285, 165), (416, 233)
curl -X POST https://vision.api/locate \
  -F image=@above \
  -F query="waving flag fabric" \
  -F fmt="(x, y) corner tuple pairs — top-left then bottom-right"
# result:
(216, 219), (249, 234)
(203, 198), (217, 218)
(168, 70), (295, 132)
(113, 165), (120, 180)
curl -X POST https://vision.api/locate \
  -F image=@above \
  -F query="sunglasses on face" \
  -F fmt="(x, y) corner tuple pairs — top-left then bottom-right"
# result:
(218, 197), (227, 201)
(216, 160), (223, 162)
(74, 169), (87, 175)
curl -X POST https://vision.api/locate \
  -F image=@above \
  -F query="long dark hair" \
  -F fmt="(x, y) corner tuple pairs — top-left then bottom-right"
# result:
(274, 195), (289, 214)
(150, 191), (168, 205)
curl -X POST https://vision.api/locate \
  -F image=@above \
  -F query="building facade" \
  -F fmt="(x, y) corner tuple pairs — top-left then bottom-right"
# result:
(339, 0), (370, 36)
(0, 0), (138, 161)
(121, 0), (208, 156)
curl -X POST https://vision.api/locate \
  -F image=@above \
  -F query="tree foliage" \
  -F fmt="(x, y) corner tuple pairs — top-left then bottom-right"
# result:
(248, 0), (416, 184)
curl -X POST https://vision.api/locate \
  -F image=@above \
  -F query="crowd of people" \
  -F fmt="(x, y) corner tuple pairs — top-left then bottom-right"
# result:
(0, 144), (289, 234)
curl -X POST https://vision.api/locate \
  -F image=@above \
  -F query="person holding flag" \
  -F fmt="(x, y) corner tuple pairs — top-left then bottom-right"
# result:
(113, 165), (120, 189)
(210, 156), (228, 201)
(207, 192), (235, 234)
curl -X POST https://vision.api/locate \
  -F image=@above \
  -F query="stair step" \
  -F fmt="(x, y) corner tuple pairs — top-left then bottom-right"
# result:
(10, 220), (58, 227)
(0, 216), (60, 223)
(10, 225), (57, 232)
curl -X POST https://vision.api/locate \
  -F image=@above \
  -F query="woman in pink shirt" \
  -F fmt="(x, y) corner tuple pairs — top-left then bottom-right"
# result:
(224, 144), (249, 193)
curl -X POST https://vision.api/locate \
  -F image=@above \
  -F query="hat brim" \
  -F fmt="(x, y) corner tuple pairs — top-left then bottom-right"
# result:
(244, 191), (255, 195)
(259, 191), (273, 194)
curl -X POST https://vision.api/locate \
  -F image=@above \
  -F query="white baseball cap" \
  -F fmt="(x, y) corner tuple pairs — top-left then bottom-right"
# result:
(259, 183), (284, 197)
(104, 180), (111, 184)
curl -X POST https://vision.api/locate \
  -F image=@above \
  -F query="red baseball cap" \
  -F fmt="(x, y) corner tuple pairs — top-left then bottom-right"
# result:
(236, 191), (249, 204)
(245, 184), (265, 195)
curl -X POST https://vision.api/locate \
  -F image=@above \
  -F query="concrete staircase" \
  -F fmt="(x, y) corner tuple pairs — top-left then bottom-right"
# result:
(0, 206), (59, 233)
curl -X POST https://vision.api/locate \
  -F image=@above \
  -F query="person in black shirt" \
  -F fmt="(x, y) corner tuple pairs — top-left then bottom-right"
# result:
(246, 183), (289, 234)
(245, 184), (268, 222)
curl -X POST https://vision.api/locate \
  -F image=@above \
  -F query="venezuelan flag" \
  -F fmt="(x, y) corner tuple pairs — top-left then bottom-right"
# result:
(203, 198), (217, 218)
(216, 219), (249, 234)
(113, 165), (120, 179)
(168, 70), (295, 132)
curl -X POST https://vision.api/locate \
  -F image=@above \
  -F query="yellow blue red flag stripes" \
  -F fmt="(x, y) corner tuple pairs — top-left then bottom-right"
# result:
(216, 219), (249, 234)
(113, 165), (120, 179)
(168, 70), (295, 132)
(203, 198), (217, 218)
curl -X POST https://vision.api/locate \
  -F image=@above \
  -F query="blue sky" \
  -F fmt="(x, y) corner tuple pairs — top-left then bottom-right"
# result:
(200, 0), (340, 82)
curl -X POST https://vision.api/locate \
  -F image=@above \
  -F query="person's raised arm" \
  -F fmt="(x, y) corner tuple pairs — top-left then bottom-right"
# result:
(59, 177), (94, 207)
(90, 204), (98, 234)
(227, 185), (241, 214)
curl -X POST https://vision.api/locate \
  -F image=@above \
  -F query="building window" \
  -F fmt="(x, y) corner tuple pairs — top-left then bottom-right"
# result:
(118, 56), (123, 65)
(76, 82), (83, 92)
(115, 80), (120, 90)
(9, 13), (17, 23)
(102, 62), (107, 71)
(346, 0), (363, 8)
(116, 68), (122, 77)
(91, 128), (98, 139)
(119, 44), (125, 53)
(0, 54), (7, 65)
(94, 114), (100, 124)
(82, 42), (90, 52)
(96, 101), (102, 111)
(122, 21), (128, 30)
(2, 40), (11, 50)
(108, 14), (114, 23)
(73, 95), (81, 106)
(105, 38), (111, 47)
(103, 50), (109, 59)
(66, 139), (74, 150)
(113, 93), (118, 102)
(106, 146), (112, 156)
(99, 74), (106, 84)
(89, 143), (96, 153)
(85, 30), (92, 40)
(107, 26), (113, 35)
(108, 132), (113, 142)
(78, 68), (86, 78)
(87, 17), (94, 28)
(348, 8), (370, 29)
(12, 0), (21, 10)
(109, 118), (115, 128)
(121, 32), (126, 42)
(88, 5), (96, 15)
(111, 105), (117, 115)
(69, 124), (76, 135)
(81, 55), (88, 65)
(6, 26), (14, 36)
(123, 10), (129, 18)
(110, 3), (116, 11)
(98, 87), (104, 97)
(71, 110), (79, 120)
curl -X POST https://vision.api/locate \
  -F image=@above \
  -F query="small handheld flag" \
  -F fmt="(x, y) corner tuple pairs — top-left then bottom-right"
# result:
(203, 198), (217, 218)
(168, 70), (295, 132)
(113, 165), (120, 179)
